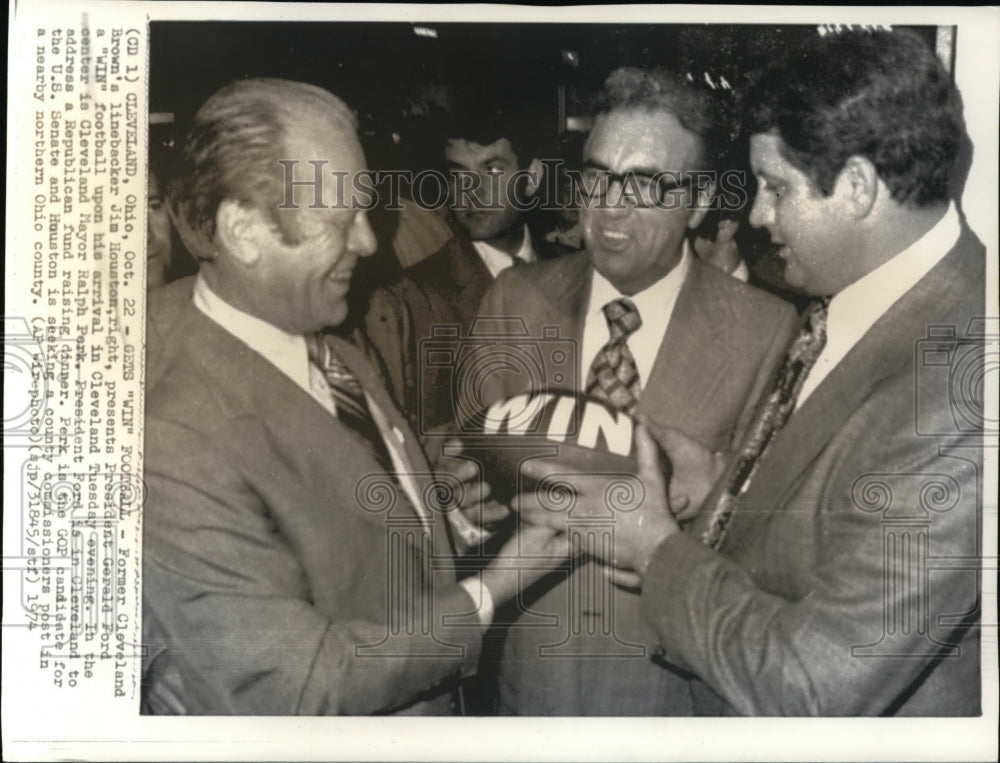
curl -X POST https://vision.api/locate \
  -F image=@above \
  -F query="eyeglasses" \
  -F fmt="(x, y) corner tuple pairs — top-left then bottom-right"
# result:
(578, 165), (694, 208)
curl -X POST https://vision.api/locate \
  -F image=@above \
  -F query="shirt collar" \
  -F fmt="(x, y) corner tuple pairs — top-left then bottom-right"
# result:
(588, 244), (692, 326)
(471, 225), (536, 278)
(584, 244), (692, 385)
(192, 274), (313, 395)
(796, 202), (961, 409)
(731, 259), (751, 283)
(827, 203), (961, 335)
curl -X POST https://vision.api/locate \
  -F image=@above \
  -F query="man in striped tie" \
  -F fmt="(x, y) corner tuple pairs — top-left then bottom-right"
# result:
(141, 78), (569, 715)
(520, 28), (986, 717)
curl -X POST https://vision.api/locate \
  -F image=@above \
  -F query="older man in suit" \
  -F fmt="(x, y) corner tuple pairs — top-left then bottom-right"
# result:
(140, 78), (567, 715)
(465, 67), (799, 715)
(522, 29), (985, 716)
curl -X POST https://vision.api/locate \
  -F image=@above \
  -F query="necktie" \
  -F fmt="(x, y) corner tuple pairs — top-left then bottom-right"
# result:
(701, 298), (830, 549)
(585, 298), (643, 414)
(306, 334), (391, 469)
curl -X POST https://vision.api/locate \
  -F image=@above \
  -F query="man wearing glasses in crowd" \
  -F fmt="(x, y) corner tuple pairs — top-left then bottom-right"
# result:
(469, 66), (798, 715)
(521, 28), (985, 717)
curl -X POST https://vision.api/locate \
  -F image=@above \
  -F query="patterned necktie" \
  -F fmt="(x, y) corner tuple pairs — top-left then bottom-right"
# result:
(701, 298), (830, 549)
(306, 334), (391, 469)
(586, 298), (643, 414)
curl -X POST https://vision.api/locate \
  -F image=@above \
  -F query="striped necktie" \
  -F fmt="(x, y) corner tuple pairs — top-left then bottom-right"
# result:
(585, 298), (643, 414)
(307, 334), (391, 469)
(701, 298), (830, 549)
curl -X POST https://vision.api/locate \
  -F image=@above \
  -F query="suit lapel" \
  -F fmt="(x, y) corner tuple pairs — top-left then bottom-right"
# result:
(723, 229), (984, 554)
(448, 236), (495, 323)
(327, 334), (456, 568)
(639, 259), (737, 428)
(174, 304), (441, 551)
(541, 251), (592, 358)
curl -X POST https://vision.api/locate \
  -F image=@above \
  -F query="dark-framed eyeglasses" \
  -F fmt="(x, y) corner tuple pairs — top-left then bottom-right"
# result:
(578, 165), (694, 208)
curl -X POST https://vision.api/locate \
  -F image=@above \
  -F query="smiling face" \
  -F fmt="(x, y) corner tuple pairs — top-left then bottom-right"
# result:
(445, 137), (525, 243)
(581, 108), (709, 296)
(748, 132), (855, 297)
(250, 120), (377, 334)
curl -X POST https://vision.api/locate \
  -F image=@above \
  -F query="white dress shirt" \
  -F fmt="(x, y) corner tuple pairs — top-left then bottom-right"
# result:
(580, 245), (693, 388)
(471, 224), (536, 278)
(796, 203), (961, 409)
(192, 274), (337, 415)
(730, 259), (750, 283)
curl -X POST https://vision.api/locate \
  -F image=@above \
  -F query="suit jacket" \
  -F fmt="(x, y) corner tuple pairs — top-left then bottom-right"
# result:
(364, 231), (567, 444)
(364, 234), (493, 440)
(141, 293), (484, 715)
(641, 225), (985, 715)
(472, 251), (799, 715)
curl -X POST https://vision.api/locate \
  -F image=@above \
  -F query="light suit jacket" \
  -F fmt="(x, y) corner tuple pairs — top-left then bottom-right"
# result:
(642, 225), (985, 715)
(141, 290), (484, 715)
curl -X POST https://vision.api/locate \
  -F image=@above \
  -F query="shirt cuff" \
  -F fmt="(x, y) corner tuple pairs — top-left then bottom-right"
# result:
(458, 575), (495, 627)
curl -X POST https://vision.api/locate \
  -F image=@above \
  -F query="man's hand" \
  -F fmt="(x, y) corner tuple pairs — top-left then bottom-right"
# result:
(639, 417), (728, 521)
(433, 440), (510, 542)
(514, 423), (679, 580)
(481, 521), (572, 604)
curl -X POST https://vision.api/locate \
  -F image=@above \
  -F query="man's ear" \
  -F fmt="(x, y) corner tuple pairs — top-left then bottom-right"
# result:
(837, 155), (879, 218)
(524, 158), (545, 198)
(216, 199), (271, 266)
(687, 180), (717, 230)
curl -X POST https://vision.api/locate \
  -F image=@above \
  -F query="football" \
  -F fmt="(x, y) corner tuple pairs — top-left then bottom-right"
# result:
(462, 392), (670, 505)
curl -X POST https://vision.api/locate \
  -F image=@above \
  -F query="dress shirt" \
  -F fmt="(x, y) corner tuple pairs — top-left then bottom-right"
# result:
(796, 203), (961, 409)
(580, 245), (692, 388)
(730, 259), (750, 283)
(471, 224), (536, 278)
(192, 275), (336, 416)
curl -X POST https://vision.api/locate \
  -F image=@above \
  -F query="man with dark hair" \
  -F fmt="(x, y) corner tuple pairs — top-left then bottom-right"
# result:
(141, 78), (567, 715)
(147, 137), (197, 291)
(521, 29), (985, 715)
(470, 66), (798, 715)
(364, 96), (560, 439)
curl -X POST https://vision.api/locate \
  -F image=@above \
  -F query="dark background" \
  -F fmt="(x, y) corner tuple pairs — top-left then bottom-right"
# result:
(148, 22), (945, 310)
(150, 22), (941, 167)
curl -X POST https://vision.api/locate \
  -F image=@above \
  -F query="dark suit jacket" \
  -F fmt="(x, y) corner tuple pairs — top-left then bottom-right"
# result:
(364, 234), (492, 439)
(641, 226), (985, 715)
(141, 292), (484, 715)
(472, 251), (799, 715)
(364, 231), (572, 446)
